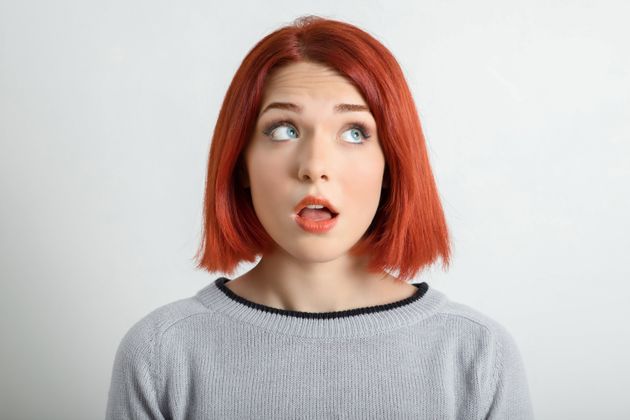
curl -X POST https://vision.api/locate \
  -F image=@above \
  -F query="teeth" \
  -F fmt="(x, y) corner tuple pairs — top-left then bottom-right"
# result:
(305, 204), (325, 209)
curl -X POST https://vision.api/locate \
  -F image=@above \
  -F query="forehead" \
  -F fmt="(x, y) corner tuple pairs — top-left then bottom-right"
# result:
(261, 61), (366, 105)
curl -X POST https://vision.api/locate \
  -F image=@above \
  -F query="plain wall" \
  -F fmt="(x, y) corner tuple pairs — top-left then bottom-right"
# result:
(1, 0), (628, 419)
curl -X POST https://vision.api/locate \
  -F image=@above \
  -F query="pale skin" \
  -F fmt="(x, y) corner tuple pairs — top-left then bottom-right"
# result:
(226, 61), (418, 313)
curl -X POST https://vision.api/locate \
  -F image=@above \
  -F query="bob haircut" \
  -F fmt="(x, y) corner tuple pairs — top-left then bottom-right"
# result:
(194, 15), (451, 283)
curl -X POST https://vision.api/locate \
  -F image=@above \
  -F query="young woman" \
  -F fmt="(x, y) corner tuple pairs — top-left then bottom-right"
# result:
(106, 15), (534, 419)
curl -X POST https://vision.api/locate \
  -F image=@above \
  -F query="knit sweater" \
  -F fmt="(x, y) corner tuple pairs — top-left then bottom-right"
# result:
(105, 277), (534, 419)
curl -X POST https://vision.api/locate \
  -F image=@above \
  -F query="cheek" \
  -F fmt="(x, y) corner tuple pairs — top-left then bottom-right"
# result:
(246, 152), (288, 203)
(340, 167), (385, 219)
(245, 147), (275, 184)
(342, 157), (385, 191)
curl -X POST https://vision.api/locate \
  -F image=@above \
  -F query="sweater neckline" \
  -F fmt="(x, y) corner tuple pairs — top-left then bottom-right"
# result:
(195, 277), (448, 338)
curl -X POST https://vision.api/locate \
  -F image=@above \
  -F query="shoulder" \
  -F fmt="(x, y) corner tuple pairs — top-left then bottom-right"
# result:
(427, 289), (522, 355)
(436, 296), (527, 383)
(106, 295), (214, 417)
(112, 294), (214, 377)
(116, 294), (212, 354)
(423, 289), (533, 417)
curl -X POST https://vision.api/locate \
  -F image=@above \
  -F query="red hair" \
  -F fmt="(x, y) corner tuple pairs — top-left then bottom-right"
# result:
(194, 15), (451, 283)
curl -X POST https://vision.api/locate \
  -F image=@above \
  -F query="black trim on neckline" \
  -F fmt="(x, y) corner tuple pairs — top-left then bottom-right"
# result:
(215, 277), (429, 320)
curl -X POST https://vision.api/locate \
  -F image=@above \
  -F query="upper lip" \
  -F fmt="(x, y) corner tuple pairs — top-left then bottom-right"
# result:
(294, 195), (339, 215)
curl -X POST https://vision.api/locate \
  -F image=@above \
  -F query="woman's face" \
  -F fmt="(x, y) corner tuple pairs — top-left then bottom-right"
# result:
(242, 61), (387, 262)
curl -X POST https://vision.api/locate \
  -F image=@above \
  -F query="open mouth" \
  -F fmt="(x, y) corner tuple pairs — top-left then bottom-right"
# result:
(294, 208), (339, 233)
(297, 207), (339, 221)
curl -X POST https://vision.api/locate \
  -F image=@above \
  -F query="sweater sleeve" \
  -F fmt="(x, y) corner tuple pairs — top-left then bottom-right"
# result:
(105, 320), (166, 420)
(484, 325), (535, 419)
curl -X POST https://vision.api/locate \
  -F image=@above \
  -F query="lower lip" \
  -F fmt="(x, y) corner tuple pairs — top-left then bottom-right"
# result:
(294, 213), (339, 233)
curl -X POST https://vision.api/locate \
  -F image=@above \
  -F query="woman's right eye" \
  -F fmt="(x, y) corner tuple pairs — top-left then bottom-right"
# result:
(263, 122), (299, 141)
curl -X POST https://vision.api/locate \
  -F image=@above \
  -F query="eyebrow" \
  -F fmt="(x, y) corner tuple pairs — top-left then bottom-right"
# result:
(260, 102), (370, 116)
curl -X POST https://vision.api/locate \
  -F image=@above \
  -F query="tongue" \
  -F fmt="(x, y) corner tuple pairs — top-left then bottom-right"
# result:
(300, 208), (333, 221)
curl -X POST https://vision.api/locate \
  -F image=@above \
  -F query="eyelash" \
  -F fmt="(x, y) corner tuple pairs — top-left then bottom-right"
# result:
(261, 119), (372, 145)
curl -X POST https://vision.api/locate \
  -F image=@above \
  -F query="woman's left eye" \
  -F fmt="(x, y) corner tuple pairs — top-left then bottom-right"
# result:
(341, 126), (370, 144)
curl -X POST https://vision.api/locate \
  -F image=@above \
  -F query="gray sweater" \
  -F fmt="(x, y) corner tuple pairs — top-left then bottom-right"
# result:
(106, 277), (534, 419)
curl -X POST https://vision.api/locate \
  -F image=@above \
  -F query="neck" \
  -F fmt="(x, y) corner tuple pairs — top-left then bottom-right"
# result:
(228, 249), (415, 313)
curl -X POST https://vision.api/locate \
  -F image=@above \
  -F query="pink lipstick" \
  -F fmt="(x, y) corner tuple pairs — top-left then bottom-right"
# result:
(293, 195), (340, 234)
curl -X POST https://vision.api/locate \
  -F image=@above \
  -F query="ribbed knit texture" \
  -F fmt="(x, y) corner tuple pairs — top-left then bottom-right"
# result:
(106, 277), (534, 419)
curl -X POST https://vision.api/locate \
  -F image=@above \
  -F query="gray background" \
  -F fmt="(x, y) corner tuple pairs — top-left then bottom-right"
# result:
(1, 0), (628, 419)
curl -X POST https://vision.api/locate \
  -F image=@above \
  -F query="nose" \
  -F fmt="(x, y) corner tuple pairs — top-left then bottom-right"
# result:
(297, 128), (331, 183)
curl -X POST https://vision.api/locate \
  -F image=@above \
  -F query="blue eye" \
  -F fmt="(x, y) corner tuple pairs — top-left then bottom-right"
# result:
(263, 121), (299, 141)
(341, 126), (369, 144)
(262, 120), (371, 145)
(268, 124), (298, 141)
